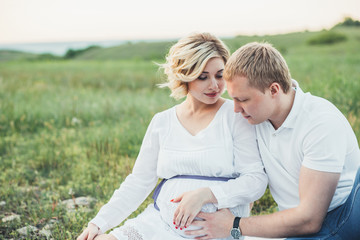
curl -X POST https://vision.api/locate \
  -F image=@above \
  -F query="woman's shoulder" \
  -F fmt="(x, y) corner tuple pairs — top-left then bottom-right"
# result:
(220, 98), (236, 118)
(150, 105), (176, 125)
(222, 98), (234, 109)
(155, 105), (175, 116)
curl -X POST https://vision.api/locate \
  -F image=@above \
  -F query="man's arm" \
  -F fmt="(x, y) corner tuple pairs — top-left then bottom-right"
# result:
(186, 166), (340, 239)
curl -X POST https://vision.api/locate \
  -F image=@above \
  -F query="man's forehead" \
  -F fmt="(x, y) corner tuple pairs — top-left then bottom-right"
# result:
(227, 82), (246, 98)
(228, 77), (248, 90)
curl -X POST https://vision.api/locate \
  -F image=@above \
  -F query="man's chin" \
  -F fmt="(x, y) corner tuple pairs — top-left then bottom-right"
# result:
(246, 117), (260, 125)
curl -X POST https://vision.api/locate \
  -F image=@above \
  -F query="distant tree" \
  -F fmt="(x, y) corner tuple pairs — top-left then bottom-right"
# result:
(84, 45), (101, 51)
(64, 49), (77, 59)
(335, 17), (360, 27)
(36, 53), (61, 61)
(64, 45), (101, 59)
(307, 31), (347, 45)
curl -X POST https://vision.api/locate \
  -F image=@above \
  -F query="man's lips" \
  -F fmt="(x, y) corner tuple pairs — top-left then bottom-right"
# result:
(243, 115), (250, 119)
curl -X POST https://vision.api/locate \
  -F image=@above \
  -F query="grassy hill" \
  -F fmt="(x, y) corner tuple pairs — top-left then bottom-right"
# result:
(1, 26), (359, 62)
(0, 26), (359, 238)
(73, 26), (360, 60)
(0, 49), (38, 61)
(75, 41), (175, 60)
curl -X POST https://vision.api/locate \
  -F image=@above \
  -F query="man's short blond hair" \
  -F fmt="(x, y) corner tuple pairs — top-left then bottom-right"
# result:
(159, 32), (230, 99)
(224, 42), (292, 93)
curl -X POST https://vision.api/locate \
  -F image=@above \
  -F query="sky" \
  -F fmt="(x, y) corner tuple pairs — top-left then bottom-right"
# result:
(0, 0), (360, 44)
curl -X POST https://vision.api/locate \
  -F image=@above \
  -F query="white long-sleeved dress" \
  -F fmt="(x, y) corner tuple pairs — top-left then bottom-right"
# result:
(90, 99), (268, 240)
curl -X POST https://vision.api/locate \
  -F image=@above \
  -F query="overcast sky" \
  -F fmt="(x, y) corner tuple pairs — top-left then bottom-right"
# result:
(1, 0), (359, 44)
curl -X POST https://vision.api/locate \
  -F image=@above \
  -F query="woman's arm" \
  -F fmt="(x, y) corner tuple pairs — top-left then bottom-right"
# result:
(77, 113), (163, 239)
(209, 114), (267, 209)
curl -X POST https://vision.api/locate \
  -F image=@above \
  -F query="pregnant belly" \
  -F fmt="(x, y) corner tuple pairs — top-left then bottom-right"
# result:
(155, 178), (250, 239)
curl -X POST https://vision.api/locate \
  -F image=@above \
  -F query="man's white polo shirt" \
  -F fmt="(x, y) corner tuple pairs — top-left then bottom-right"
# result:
(255, 80), (360, 211)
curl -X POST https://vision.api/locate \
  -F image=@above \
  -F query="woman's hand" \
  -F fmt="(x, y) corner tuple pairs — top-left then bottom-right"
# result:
(77, 223), (101, 240)
(172, 187), (217, 229)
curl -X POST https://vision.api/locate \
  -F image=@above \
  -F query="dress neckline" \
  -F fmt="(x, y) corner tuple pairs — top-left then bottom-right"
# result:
(173, 100), (228, 137)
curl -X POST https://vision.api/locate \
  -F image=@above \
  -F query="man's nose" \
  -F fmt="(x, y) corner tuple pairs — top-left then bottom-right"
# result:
(234, 102), (244, 113)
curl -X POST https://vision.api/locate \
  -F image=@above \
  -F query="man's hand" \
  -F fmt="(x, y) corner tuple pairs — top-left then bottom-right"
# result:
(187, 167), (340, 239)
(185, 208), (234, 239)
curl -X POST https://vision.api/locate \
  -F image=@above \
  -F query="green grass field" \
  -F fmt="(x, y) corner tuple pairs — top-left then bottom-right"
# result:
(0, 27), (359, 239)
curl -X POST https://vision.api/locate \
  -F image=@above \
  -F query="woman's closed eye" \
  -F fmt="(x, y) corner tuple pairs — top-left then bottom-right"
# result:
(216, 74), (223, 79)
(198, 74), (223, 81)
(198, 74), (207, 80)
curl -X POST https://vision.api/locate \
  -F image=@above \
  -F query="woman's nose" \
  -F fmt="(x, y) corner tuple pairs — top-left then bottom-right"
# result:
(209, 78), (219, 90)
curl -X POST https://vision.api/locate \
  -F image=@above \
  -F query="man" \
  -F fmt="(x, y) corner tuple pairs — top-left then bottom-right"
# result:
(185, 42), (360, 239)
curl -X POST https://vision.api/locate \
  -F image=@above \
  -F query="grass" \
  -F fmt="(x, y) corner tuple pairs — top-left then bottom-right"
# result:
(0, 27), (359, 239)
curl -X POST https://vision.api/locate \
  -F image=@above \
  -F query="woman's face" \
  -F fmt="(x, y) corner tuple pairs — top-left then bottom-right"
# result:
(187, 57), (225, 105)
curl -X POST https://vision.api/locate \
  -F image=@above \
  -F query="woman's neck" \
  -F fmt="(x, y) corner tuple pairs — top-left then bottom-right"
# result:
(182, 94), (224, 115)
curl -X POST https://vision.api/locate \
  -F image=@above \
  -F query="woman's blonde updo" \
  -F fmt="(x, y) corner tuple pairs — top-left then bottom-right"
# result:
(159, 32), (230, 100)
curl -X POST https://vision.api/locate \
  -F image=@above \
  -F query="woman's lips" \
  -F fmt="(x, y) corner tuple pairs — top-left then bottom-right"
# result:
(204, 92), (218, 98)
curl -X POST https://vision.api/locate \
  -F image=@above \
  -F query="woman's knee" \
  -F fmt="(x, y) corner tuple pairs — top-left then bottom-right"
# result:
(94, 234), (117, 240)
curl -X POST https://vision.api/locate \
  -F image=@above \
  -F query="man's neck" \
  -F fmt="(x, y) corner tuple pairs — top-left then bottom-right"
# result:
(269, 88), (296, 130)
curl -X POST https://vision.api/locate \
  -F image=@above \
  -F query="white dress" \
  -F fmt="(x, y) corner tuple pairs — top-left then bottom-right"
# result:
(90, 99), (268, 240)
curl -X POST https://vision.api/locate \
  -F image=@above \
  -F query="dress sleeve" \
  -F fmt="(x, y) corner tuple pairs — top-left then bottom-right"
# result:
(90, 114), (161, 233)
(209, 113), (268, 209)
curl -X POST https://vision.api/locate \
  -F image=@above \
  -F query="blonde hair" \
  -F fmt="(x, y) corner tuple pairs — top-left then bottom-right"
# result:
(159, 32), (230, 99)
(224, 42), (292, 93)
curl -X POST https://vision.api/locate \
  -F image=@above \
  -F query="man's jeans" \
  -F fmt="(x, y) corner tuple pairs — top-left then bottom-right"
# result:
(287, 167), (360, 240)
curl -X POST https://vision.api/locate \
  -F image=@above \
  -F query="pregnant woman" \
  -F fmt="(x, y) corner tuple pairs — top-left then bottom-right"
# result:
(77, 32), (267, 240)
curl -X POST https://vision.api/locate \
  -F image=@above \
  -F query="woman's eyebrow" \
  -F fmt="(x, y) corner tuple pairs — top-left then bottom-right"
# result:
(202, 69), (224, 74)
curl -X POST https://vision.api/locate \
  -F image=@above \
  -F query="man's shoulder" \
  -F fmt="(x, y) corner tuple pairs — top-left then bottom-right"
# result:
(254, 92), (347, 138)
(292, 93), (354, 144)
(303, 93), (336, 111)
(300, 93), (344, 122)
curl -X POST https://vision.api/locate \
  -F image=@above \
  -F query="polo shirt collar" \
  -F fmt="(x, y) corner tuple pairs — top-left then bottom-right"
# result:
(280, 79), (305, 129)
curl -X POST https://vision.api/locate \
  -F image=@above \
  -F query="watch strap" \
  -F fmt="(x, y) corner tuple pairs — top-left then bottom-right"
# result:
(233, 216), (241, 228)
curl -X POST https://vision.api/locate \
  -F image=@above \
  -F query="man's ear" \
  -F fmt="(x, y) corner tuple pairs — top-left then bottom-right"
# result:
(269, 82), (280, 96)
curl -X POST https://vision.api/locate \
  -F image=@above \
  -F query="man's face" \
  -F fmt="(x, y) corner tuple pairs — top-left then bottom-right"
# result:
(226, 75), (273, 125)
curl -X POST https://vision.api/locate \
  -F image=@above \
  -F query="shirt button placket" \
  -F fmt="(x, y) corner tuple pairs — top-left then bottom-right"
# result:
(269, 132), (278, 157)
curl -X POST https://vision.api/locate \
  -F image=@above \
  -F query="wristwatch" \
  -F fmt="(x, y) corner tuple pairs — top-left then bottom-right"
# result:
(230, 216), (242, 239)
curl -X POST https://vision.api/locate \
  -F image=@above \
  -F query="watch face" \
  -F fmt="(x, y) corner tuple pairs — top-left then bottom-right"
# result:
(231, 228), (241, 239)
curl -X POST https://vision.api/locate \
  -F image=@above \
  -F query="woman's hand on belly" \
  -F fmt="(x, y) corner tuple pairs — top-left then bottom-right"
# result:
(172, 187), (217, 229)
